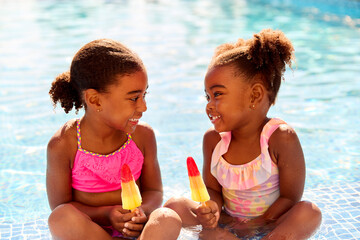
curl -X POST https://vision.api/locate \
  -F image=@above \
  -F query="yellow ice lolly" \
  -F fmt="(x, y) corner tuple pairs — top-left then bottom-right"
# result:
(187, 157), (210, 203)
(121, 164), (142, 211)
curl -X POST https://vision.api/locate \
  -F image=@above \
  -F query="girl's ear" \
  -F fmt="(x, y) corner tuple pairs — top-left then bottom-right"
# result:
(84, 89), (102, 111)
(249, 82), (266, 108)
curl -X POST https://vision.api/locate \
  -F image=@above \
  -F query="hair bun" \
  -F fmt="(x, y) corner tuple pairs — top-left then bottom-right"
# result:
(247, 29), (294, 69)
(49, 71), (82, 113)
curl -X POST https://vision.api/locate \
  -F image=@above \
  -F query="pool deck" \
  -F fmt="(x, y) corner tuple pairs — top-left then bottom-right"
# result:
(1, 181), (359, 239)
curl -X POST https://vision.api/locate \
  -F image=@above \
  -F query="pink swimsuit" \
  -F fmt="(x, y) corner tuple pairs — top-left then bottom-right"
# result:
(211, 118), (287, 219)
(72, 119), (144, 193)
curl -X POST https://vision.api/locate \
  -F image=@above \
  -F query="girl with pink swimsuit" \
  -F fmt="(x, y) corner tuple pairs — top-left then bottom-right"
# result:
(47, 39), (181, 240)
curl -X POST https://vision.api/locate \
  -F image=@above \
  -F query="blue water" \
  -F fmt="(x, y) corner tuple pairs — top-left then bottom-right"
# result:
(0, 0), (359, 239)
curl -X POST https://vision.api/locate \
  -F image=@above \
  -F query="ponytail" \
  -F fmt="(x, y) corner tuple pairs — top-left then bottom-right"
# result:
(49, 71), (83, 113)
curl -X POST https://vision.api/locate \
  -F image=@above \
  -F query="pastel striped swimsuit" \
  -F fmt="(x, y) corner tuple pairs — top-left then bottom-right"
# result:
(211, 118), (287, 219)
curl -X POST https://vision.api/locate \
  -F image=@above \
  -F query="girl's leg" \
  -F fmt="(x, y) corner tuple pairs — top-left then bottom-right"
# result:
(163, 197), (200, 227)
(48, 203), (113, 240)
(165, 198), (239, 240)
(264, 201), (322, 240)
(138, 207), (181, 240)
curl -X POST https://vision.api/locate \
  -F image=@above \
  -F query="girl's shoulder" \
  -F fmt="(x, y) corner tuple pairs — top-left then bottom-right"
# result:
(268, 120), (301, 159)
(47, 119), (77, 155)
(131, 121), (156, 151)
(203, 127), (222, 151)
(269, 121), (297, 144)
(132, 121), (155, 138)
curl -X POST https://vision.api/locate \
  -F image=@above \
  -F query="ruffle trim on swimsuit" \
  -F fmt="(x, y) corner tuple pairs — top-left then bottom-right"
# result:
(210, 118), (286, 191)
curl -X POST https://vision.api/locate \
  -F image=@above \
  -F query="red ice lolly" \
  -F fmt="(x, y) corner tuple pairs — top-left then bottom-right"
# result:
(186, 157), (210, 203)
(121, 164), (142, 211)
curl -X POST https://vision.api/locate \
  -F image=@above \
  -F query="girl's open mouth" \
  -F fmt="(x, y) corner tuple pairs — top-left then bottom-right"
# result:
(209, 114), (221, 124)
(129, 118), (139, 125)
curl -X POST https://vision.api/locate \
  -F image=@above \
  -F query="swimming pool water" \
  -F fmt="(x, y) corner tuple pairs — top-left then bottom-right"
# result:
(0, 0), (359, 239)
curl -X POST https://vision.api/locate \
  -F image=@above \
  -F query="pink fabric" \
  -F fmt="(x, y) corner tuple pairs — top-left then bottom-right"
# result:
(72, 119), (144, 193)
(211, 118), (288, 218)
(102, 226), (135, 239)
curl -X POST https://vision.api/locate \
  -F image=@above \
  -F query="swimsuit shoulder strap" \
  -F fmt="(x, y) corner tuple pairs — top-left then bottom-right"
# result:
(76, 119), (81, 150)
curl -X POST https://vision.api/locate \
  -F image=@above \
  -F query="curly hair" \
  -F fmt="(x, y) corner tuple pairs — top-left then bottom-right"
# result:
(209, 29), (295, 104)
(49, 39), (145, 113)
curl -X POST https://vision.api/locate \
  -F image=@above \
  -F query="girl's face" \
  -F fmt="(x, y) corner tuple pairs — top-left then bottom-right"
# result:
(100, 70), (148, 133)
(204, 65), (253, 132)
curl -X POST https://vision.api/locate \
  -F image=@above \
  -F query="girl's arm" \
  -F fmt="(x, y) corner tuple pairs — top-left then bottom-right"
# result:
(46, 123), (76, 211)
(246, 125), (305, 227)
(134, 123), (163, 216)
(263, 125), (305, 220)
(202, 129), (223, 214)
(193, 128), (222, 229)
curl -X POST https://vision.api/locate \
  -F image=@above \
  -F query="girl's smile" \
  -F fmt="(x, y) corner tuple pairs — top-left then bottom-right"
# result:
(129, 118), (140, 125)
(128, 118), (140, 130)
(208, 114), (221, 124)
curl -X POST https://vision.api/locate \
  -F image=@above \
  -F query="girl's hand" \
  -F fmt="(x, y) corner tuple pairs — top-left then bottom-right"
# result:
(108, 205), (135, 232)
(194, 200), (220, 229)
(122, 207), (148, 238)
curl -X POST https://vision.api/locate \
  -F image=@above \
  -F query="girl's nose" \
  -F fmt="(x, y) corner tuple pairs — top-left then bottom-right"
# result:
(138, 97), (147, 112)
(206, 99), (214, 112)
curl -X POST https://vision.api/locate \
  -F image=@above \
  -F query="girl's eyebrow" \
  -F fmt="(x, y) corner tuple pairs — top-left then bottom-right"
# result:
(127, 85), (149, 95)
(209, 84), (226, 90)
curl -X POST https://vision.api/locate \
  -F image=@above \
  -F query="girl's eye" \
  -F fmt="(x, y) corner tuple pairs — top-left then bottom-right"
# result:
(204, 92), (222, 102)
(214, 92), (222, 97)
(205, 94), (210, 102)
(130, 91), (148, 102)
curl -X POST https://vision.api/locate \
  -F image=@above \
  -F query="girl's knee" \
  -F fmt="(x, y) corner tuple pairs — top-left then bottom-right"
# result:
(164, 196), (187, 206)
(164, 197), (201, 226)
(48, 203), (89, 235)
(142, 208), (181, 239)
(294, 201), (322, 226)
(164, 196), (191, 213)
(49, 204), (70, 225)
(149, 207), (182, 227)
(297, 201), (321, 218)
